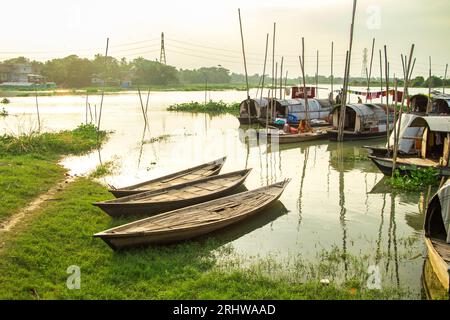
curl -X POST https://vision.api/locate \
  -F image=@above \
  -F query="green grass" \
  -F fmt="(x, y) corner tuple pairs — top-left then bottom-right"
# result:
(0, 124), (107, 221)
(0, 178), (414, 299)
(167, 100), (240, 116)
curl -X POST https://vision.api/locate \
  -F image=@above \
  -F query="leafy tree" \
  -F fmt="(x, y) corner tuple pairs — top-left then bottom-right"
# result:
(411, 76), (425, 87)
(424, 75), (443, 88)
(130, 58), (179, 85)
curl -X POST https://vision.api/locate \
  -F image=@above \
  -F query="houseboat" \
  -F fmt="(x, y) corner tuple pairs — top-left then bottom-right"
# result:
(368, 116), (450, 177)
(237, 98), (267, 124)
(327, 103), (394, 141)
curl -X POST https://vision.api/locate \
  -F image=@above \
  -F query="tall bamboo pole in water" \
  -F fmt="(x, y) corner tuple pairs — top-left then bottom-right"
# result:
(366, 38), (375, 102)
(444, 63), (448, 94)
(379, 50), (383, 104)
(284, 70), (288, 99)
(97, 37), (109, 133)
(392, 44), (415, 177)
(427, 56), (432, 115)
(384, 45), (390, 150)
(269, 22), (276, 125)
(34, 87), (40, 132)
(85, 92), (89, 124)
(238, 9), (251, 125)
(259, 33), (269, 103)
(392, 77), (398, 152)
(331, 42), (334, 103)
(315, 50), (319, 99)
(299, 37), (310, 124)
(337, 0), (357, 142)
(279, 56), (284, 99)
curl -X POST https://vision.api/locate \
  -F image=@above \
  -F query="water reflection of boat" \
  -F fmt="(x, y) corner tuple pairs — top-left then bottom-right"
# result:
(108, 156), (226, 197)
(257, 128), (328, 145)
(94, 180), (290, 250)
(368, 116), (450, 177)
(423, 179), (450, 298)
(94, 169), (251, 217)
(327, 141), (379, 173)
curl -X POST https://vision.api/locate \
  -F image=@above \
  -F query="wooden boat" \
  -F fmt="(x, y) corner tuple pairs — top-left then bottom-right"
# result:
(94, 179), (290, 250)
(368, 116), (450, 177)
(108, 156), (226, 197)
(94, 169), (252, 217)
(257, 128), (328, 144)
(423, 179), (450, 298)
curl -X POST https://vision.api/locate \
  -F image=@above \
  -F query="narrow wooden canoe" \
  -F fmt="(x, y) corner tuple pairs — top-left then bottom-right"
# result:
(94, 169), (252, 217)
(94, 179), (290, 250)
(368, 155), (450, 177)
(257, 129), (328, 144)
(108, 156), (226, 197)
(423, 180), (450, 297)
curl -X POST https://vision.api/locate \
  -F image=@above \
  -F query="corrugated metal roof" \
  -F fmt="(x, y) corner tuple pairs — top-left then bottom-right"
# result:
(409, 116), (450, 132)
(332, 103), (388, 118)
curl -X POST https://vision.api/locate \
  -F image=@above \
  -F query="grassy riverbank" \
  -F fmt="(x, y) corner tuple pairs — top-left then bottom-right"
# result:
(0, 124), (106, 221)
(0, 177), (415, 299)
(167, 100), (240, 116)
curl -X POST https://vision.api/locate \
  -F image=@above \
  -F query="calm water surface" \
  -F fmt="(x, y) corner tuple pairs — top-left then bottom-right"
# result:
(0, 89), (428, 297)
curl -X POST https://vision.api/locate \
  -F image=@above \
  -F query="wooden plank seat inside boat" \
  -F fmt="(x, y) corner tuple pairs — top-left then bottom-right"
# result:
(109, 156), (226, 197)
(94, 169), (252, 217)
(94, 179), (290, 249)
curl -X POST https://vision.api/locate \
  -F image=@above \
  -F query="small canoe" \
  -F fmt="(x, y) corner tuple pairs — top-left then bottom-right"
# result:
(257, 129), (328, 144)
(94, 179), (290, 250)
(423, 179), (450, 298)
(94, 169), (252, 217)
(368, 155), (450, 177)
(108, 156), (226, 197)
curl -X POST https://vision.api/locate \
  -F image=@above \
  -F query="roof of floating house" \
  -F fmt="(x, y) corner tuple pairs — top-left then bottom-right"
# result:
(409, 116), (450, 133)
(331, 103), (392, 120)
(239, 98), (332, 113)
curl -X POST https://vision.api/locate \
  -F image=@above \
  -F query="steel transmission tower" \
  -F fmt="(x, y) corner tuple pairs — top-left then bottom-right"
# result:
(160, 32), (166, 64)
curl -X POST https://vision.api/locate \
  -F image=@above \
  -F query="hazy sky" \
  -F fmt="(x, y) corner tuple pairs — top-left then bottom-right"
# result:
(1, 0), (448, 77)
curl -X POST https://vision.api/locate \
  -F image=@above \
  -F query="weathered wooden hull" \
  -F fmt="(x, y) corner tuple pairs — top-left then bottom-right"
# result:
(368, 155), (450, 177)
(327, 129), (388, 141)
(424, 236), (449, 296)
(257, 131), (328, 144)
(109, 156), (226, 198)
(94, 169), (251, 218)
(94, 180), (290, 250)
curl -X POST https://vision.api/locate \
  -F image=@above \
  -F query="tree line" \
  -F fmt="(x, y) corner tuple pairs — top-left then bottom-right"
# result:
(0, 56), (447, 88)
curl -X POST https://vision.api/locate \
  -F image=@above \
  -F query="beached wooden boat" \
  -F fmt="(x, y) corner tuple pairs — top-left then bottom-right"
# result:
(368, 116), (450, 177)
(257, 128), (328, 144)
(108, 156), (226, 197)
(423, 179), (450, 298)
(94, 169), (252, 217)
(94, 179), (290, 250)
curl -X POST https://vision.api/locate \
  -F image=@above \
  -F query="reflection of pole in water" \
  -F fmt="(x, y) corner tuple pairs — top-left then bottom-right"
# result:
(327, 160), (331, 196)
(390, 193), (400, 287)
(364, 173), (369, 215)
(244, 137), (250, 169)
(375, 193), (386, 265)
(137, 125), (147, 169)
(338, 169), (348, 277)
(297, 147), (309, 225)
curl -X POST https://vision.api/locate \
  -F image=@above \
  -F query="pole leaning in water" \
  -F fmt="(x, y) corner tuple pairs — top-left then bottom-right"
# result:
(337, 0), (357, 142)
(238, 9), (251, 125)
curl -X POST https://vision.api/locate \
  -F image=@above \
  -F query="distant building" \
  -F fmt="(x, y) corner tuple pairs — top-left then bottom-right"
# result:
(0, 63), (45, 84)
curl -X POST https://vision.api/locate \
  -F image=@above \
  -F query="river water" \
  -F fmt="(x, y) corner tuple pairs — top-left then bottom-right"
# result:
(0, 87), (431, 297)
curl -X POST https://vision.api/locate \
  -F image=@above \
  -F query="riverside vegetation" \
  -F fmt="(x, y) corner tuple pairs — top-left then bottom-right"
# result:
(0, 123), (419, 299)
(167, 100), (240, 116)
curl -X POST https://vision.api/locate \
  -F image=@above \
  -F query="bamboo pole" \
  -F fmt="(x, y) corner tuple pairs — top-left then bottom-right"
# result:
(392, 44), (415, 176)
(85, 92), (89, 124)
(299, 37), (310, 124)
(137, 86), (148, 127)
(427, 56), (432, 115)
(280, 56), (284, 99)
(260, 33), (269, 103)
(444, 63), (448, 94)
(238, 9), (251, 125)
(270, 22), (276, 125)
(366, 38), (375, 102)
(315, 50), (319, 99)
(284, 70), (288, 99)
(274, 62), (278, 111)
(379, 49), (383, 104)
(34, 87), (40, 132)
(407, 57), (416, 113)
(337, 0), (357, 142)
(392, 77), (398, 153)
(384, 45), (390, 150)
(331, 42), (334, 103)
(97, 37), (109, 132)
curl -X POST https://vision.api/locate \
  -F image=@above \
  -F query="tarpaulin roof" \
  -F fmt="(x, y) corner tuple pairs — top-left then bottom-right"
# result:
(409, 116), (450, 133)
